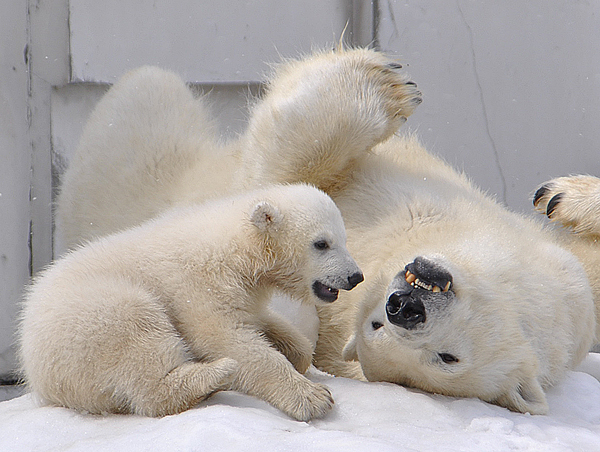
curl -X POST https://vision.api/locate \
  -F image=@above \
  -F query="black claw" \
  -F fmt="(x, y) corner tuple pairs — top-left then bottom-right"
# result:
(406, 81), (417, 86)
(546, 193), (564, 218)
(387, 62), (403, 70)
(533, 185), (551, 207)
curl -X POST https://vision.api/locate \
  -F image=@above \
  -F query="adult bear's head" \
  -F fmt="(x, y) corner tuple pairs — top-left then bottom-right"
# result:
(342, 237), (595, 415)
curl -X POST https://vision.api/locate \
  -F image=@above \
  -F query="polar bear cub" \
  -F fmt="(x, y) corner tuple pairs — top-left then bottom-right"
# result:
(19, 184), (362, 421)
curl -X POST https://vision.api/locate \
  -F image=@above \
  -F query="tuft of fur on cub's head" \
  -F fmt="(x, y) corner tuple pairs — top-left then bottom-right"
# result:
(247, 184), (363, 305)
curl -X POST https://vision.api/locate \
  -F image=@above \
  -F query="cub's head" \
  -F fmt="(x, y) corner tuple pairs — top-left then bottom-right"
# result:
(343, 245), (595, 415)
(250, 184), (363, 304)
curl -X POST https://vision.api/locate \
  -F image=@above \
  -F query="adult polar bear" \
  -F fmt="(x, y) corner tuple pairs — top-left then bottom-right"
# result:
(56, 47), (600, 415)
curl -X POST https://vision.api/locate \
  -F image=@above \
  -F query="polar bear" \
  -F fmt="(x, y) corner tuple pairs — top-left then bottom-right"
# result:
(53, 47), (600, 415)
(19, 184), (363, 421)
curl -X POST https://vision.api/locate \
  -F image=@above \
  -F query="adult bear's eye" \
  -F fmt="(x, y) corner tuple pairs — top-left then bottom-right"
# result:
(439, 353), (459, 364)
(372, 321), (383, 330)
(314, 240), (329, 250)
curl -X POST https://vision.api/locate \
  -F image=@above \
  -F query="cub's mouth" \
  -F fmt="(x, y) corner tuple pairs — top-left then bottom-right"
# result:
(312, 281), (339, 302)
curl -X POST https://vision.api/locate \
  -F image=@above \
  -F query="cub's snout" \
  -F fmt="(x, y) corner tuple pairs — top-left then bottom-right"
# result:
(347, 271), (365, 290)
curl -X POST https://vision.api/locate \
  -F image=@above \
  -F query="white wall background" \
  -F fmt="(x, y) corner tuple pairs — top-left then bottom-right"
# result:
(378, 1), (600, 212)
(1, 1), (30, 382)
(1, 0), (599, 379)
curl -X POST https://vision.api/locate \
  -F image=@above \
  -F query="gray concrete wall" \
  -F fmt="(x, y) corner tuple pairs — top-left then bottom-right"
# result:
(0, 1), (29, 378)
(379, 0), (600, 212)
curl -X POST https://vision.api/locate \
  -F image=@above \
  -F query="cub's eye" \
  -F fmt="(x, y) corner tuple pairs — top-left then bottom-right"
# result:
(439, 353), (459, 364)
(314, 240), (329, 250)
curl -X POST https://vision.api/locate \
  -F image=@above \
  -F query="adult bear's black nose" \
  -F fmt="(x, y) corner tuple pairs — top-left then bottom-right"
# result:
(386, 291), (426, 329)
(347, 272), (364, 290)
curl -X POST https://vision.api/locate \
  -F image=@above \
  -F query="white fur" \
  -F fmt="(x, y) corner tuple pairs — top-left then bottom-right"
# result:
(20, 184), (362, 421)
(50, 47), (600, 415)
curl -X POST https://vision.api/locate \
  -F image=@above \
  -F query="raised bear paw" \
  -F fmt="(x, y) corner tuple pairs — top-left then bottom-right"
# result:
(533, 175), (600, 237)
(372, 60), (423, 124)
(246, 48), (423, 189)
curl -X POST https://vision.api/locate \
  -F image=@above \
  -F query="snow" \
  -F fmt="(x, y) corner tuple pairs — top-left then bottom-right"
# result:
(2, 354), (600, 452)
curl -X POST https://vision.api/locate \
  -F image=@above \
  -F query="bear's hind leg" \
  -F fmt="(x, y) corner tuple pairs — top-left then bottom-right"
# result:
(126, 358), (239, 417)
(56, 66), (225, 249)
(36, 280), (238, 417)
(94, 291), (239, 417)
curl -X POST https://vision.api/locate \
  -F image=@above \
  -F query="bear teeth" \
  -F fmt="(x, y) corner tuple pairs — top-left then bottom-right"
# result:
(404, 270), (451, 293)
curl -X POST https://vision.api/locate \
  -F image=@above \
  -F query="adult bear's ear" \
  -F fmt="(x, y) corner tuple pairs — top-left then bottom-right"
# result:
(342, 333), (359, 361)
(493, 372), (549, 415)
(250, 201), (283, 234)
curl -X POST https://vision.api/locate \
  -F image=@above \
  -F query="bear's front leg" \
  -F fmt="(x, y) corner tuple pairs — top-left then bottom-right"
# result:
(231, 337), (333, 421)
(257, 309), (314, 374)
(534, 175), (600, 237)
(242, 48), (422, 193)
(196, 324), (333, 421)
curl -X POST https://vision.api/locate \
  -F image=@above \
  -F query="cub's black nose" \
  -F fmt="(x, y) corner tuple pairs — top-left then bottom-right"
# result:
(386, 291), (426, 329)
(347, 272), (364, 290)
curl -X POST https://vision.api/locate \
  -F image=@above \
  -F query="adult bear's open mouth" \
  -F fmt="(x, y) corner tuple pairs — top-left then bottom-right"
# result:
(404, 258), (453, 293)
(312, 281), (339, 302)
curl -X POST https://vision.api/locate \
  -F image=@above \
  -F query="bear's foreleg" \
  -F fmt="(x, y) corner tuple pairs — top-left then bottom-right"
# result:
(242, 48), (422, 193)
(256, 309), (315, 374)
(534, 175), (600, 237)
(188, 323), (333, 421)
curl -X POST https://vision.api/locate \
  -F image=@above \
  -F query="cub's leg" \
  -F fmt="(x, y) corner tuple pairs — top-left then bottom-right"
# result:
(189, 323), (334, 421)
(125, 358), (239, 417)
(242, 48), (422, 193)
(257, 309), (315, 374)
(21, 278), (238, 417)
(534, 175), (600, 237)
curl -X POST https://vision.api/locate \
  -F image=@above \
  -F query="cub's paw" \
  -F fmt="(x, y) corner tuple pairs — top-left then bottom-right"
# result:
(533, 175), (600, 236)
(279, 380), (334, 422)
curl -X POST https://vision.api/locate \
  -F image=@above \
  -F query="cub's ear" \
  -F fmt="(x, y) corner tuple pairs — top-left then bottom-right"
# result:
(250, 201), (283, 234)
(494, 374), (549, 415)
(342, 333), (359, 362)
